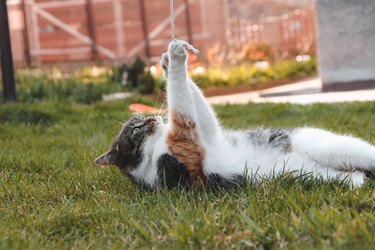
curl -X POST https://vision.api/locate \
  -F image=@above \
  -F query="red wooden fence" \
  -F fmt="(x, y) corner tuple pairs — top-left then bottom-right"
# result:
(6, 0), (315, 67)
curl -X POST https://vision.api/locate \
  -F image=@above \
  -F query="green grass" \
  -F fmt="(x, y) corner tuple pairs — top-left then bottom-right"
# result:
(1, 100), (375, 249)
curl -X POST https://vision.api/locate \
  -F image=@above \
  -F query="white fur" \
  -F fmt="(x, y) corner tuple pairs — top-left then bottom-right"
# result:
(137, 40), (375, 188)
(203, 128), (372, 187)
(129, 117), (169, 188)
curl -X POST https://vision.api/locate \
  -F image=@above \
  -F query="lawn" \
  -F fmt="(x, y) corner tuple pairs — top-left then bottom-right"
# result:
(1, 100), (375, 249)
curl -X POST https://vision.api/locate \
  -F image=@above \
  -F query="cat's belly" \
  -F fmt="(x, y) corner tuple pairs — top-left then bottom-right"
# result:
(203, 143), (314, 179)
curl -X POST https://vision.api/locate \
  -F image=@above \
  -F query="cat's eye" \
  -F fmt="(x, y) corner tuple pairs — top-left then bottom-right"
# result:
(132, 128), (140, 134)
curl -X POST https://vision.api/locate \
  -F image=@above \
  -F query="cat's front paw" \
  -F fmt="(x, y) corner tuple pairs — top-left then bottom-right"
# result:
(160, 52), (169, 79)
(168, 40), (199, 63)
(169, 40), (188, 62)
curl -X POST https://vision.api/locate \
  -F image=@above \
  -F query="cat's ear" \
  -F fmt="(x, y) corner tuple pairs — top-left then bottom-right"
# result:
(94, 148), (118, 166)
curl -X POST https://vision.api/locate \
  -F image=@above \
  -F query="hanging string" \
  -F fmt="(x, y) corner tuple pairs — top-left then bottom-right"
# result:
(168, 0), (199, 54)
(170, 0), (176, 41)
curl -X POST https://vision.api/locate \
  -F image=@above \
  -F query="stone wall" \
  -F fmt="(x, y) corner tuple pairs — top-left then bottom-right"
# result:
(316, 0), (375, 91)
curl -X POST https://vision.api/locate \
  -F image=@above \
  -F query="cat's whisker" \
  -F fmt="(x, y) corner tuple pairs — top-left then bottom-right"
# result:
(104, 115), (124, 125)
(155, 92), (164, 117)
(164, 117), (168, 123)
(158, 100), (167, 117)
(154, 89), (161, 112)
(154, 86), (161, 108)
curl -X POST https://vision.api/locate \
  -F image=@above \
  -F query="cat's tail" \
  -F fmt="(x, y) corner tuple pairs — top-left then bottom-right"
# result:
(291, 128), (375, 172)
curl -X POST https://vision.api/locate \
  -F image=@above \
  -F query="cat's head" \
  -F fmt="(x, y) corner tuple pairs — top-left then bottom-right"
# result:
(94, 115), (166, 188)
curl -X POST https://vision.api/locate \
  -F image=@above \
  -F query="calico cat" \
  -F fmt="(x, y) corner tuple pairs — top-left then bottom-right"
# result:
(94, 40), (375, 189)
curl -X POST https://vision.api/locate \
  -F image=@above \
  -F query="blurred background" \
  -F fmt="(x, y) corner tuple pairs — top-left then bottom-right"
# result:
(8, 0), (315, 65)
(2, 0), (374, 103)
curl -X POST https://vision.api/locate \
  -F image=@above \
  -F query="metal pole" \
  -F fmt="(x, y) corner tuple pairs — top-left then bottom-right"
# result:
(0, 0), (16, 102)
(85, 0), (98, 61)
(139, 0), (150, 58)
(21, 0), (31, 66)
(183, 0), (193, 44)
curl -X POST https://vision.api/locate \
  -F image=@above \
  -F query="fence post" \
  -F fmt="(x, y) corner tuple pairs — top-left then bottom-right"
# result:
(139, 0), (150, 59)
(85, 0), (98, 61)
(0, 0), (16, 102)
(21, 0), (31, 66)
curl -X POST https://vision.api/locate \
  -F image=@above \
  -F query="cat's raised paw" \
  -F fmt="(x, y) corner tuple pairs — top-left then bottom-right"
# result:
(160, 52), (169, 78)
(169, 41), (188, 61)
(168, 40), (199, 62)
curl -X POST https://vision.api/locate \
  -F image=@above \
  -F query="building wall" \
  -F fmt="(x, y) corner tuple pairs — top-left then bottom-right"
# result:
(316, 0), (375, 90)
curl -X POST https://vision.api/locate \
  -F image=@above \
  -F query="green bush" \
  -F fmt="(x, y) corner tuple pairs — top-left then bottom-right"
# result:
(191, 58), (317, 88)
(273, 58), (317, 80)
(137, 72), (156, 94)
(0, 68), (123, 104)
(241, 42), (275, 63)
(0, 58), (316, 103)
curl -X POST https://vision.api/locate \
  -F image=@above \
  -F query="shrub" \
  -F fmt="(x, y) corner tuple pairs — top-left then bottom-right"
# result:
(137, 72), (156, 94)
(191, 57), (316, 88)
(0, 68), (123, 104)
(241, 42), (275, 63)
(0, 58), (316, 103)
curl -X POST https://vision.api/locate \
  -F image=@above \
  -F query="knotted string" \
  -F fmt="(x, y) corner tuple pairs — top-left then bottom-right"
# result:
(168, 0), (199, 54)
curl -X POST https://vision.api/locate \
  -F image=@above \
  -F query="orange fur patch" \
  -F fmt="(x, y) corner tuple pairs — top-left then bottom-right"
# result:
(167, 109), (207, 187)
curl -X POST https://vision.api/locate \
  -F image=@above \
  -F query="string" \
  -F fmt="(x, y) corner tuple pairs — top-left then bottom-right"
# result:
(170, 0), (175, 41)
(168, 0), (199, 55)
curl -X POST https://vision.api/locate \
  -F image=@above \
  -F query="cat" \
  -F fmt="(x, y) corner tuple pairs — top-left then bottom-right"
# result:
(94, 40), (375, 189)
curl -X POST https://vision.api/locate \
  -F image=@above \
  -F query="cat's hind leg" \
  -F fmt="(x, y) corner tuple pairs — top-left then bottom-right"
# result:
(292, 128), (375, 172)
(312, 167), (366, 188)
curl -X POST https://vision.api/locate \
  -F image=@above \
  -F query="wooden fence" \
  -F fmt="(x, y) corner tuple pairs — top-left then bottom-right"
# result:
(7, 0), (315, 67)
(8, 0), (217, 66)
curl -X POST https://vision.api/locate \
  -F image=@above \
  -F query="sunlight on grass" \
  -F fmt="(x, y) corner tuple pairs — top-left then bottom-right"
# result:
(1, 100), (374, 249)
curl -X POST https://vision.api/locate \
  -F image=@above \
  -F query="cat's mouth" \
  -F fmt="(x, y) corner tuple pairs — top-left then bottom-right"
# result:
(146, 116), (163, 134)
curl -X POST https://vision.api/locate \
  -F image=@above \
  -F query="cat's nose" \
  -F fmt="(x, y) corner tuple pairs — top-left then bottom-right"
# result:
(149, 119), (158, 126)
(146, 117), (158, 123)
(155, 116), (163, 123)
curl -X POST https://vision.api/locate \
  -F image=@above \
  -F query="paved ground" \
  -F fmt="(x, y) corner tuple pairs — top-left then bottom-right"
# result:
(103, 92), (134, 101)
(206, 77), (375, 105)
